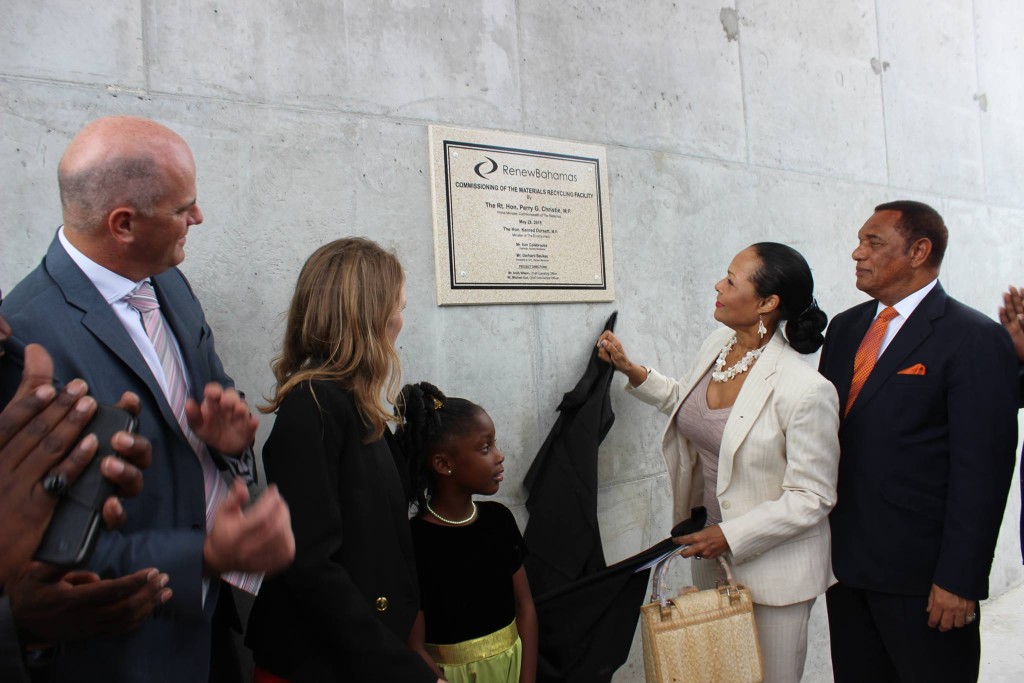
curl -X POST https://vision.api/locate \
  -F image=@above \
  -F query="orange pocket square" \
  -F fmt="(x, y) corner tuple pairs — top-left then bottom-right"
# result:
(897, 363), (927, 375)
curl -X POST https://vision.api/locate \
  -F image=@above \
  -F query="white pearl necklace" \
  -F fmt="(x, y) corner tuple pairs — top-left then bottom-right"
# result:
(425, 499), (477, 525)
(711, 335), (765, 383)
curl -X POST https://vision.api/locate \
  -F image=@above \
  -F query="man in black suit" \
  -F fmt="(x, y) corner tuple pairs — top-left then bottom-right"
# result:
(819, 200), (1018, 682)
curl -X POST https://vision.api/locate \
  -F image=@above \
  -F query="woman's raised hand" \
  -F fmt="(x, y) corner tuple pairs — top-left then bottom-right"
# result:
(597, 331), (648, 387)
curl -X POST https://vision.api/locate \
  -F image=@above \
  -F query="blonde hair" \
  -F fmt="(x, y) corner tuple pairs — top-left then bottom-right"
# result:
(261, 237), (404, 441)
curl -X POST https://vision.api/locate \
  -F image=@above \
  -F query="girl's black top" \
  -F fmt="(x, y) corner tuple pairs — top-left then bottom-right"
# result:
(410, 501), (526, 644)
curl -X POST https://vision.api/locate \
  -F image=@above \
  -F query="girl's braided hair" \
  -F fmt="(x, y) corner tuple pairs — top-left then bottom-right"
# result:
(395, 382), (483, 512)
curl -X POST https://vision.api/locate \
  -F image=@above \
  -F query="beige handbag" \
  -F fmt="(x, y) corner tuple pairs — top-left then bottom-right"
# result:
(640, 547), (763, 683)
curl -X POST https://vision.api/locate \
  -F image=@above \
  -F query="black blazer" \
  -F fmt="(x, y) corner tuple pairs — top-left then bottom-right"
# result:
(246, 380), (434, 682)
(819, 283), (1018, 600)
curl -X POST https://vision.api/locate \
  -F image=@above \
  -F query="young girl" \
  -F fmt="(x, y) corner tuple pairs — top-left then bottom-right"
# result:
(397, 382), (538, 683)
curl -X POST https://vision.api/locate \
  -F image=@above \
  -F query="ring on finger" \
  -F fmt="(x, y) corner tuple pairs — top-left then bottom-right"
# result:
(966, 612), (977, 624)
(42, 472), (70, 498)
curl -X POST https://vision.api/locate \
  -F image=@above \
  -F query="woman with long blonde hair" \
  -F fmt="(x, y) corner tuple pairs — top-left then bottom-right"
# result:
(246, 238), (439, 682)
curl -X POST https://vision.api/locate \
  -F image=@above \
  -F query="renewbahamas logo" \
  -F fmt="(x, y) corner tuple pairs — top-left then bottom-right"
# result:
(474, 156), (498, 179)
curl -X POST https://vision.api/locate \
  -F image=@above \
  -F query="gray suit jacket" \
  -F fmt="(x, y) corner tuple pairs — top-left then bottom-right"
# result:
(0, 235), (233, 682)
(628, 327), (840, 606)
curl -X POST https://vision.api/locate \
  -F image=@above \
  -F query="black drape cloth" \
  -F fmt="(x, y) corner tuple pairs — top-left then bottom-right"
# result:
(522, 310), (704, 682)
(523, 311), (618, 596)
(533, 513), (707, 683)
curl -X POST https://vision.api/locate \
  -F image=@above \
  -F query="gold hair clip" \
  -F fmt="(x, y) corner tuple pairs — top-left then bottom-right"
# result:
(432, 397), (444, 410)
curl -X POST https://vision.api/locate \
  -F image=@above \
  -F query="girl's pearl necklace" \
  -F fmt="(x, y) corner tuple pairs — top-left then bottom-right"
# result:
(425, 499), (477, 525)
(711, 335), (765, 383)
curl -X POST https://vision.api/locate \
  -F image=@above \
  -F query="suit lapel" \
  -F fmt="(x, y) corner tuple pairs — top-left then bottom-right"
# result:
(44, 237), (182, 431)
(717, 332), (782, 491)
(846, 284), (945, 420)
(664, 328), (732, 442)
(667, 325), (733, 428)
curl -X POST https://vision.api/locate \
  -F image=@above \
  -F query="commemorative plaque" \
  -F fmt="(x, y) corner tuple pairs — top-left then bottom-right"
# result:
(428, 125), (614, 305)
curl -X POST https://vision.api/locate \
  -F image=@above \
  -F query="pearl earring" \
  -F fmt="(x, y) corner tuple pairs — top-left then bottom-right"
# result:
(757, 315), (767, 339)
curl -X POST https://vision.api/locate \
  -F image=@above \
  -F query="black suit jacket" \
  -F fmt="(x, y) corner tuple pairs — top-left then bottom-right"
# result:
(819, 283), (1017, 600)
(246, 380), (434, 682)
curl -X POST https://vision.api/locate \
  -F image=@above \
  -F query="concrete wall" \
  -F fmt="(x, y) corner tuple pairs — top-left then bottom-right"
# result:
(2, 1), (1022, 680)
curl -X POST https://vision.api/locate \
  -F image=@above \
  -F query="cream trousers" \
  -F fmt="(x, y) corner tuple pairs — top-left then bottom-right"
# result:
(692, 557), (815, 682)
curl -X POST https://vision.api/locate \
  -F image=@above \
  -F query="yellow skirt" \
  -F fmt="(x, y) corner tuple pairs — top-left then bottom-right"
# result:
(425, 619), (522, 683)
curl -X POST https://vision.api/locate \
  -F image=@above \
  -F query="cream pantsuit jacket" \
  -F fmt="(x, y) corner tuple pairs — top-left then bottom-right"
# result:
(628, 327), (840, 606)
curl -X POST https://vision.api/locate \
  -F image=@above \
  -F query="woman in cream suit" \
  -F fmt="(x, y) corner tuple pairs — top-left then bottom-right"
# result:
(598, 243), (840, 683)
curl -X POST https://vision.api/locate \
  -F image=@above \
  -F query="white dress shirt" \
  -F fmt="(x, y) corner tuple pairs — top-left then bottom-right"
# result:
(875, 279), (938, 357)
(58, 227), (190, 398)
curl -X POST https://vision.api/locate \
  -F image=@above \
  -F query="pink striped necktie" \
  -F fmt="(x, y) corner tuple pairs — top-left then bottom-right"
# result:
(124, 282), (262, 594)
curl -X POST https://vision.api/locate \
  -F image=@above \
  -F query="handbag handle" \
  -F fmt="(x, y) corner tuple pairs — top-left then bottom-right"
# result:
(651, 547), (736, 609)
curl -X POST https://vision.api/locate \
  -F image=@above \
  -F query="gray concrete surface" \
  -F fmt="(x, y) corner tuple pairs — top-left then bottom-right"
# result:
(1, 2), (1022, 681)
(980, 580), (1024, 682)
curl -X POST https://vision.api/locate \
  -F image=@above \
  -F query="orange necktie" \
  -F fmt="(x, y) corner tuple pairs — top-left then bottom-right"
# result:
(845, 306), (898, 416)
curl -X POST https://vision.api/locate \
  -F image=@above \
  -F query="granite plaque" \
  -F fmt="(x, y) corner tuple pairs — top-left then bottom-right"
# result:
(429, 125), (614, 305)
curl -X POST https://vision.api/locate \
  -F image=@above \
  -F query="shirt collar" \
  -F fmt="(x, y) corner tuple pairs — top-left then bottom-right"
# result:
(876, 278), (938, 320)
(58, 226), (146, 303)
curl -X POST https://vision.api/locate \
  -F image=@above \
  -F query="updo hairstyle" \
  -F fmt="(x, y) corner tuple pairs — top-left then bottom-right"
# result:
(749, 242), (828, 354)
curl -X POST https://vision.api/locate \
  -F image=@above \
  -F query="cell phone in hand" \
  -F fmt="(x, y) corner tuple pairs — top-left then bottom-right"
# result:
(34, 405), (140, 567)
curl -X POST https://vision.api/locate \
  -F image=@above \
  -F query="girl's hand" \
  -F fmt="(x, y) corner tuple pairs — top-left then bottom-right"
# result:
(407, 610), (446, 680)
(674, 525), (730, 560)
